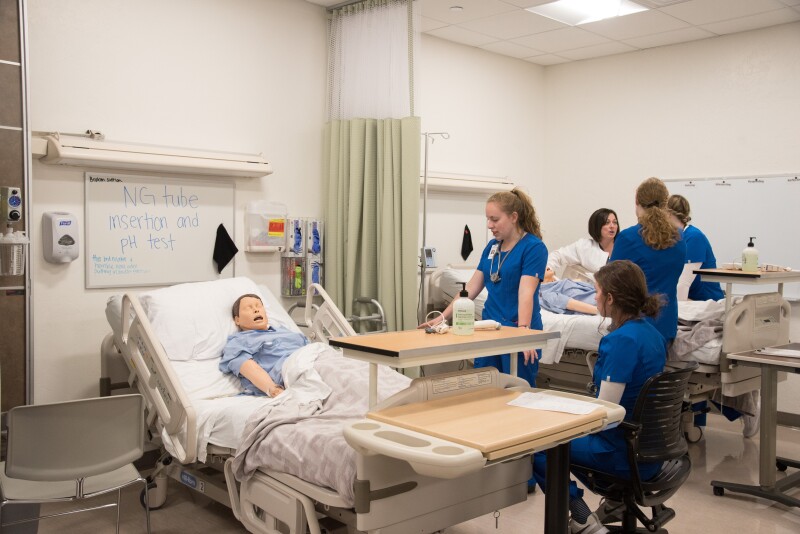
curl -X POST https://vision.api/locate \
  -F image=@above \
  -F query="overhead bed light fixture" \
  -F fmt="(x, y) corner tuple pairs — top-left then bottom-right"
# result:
(526, 0), (648, 26)
(31, 132), (273, 179)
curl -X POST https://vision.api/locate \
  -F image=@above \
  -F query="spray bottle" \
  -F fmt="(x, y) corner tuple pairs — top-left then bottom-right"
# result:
(452, 282), (475, 335)
(742, 237), (758, 273)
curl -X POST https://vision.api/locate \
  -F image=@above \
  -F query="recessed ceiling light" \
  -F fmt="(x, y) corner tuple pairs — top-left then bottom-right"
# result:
(450, 6), (464, 12)
(526, 0), (648, 26)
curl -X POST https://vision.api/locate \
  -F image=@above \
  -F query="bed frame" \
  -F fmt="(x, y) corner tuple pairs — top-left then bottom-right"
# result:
(105, 282), (596, 534)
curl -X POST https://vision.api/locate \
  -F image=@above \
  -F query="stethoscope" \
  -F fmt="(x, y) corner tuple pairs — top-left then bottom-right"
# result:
(488, 233), (525, 284)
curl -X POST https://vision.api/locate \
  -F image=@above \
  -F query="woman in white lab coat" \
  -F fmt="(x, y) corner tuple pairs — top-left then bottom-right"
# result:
(547, 208), (618, 281)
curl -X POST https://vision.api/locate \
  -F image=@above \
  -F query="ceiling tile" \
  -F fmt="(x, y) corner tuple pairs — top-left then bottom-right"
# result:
(459, 10), (567, 39)
(500, 0), (554, 8)
(621, 26), (716, 49)
(699, 7), (800, 34)
(421, 0), (517, 24)
(581, 10), (690, 40)
(426, 25), (498, 47)
(512, 27), (611, 53)
(421, 16), (449, 32)
(776, 0), (800, 5)
(523, 54), (571, 66)
(661, 0), (788, 25)
(557, 41), (638, 61)
(479, 40), (545, 58)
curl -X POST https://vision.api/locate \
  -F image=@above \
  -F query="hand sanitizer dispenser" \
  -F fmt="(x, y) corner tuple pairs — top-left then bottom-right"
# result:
(42, 212), (79, 263)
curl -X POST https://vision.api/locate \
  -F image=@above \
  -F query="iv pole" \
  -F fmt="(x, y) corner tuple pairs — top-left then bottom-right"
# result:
(419, 131), (449, 323)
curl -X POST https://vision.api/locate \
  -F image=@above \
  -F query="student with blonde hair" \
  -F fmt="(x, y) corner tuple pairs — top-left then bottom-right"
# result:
(420, 188), (547, 388)
(610, 177), (686, 342)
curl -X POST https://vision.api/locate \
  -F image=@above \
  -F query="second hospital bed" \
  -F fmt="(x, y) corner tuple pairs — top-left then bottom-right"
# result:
(101, 276), (623, 534)
(428, 265), (791, 440)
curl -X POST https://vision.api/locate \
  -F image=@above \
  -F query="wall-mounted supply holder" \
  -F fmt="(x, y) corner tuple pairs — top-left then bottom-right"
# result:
(306, 219), (323, 288)
(0, 230), (28, 276)
(246, 200), (287, 252)
(281, 256), (306, 298)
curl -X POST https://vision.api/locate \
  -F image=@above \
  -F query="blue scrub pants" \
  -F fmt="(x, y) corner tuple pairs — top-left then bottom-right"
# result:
(532, 433), (661, 499)
(474, 351), (539, 387)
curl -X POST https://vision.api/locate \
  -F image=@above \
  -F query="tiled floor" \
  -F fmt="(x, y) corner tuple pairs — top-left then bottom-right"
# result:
(20, 415), (800, 533)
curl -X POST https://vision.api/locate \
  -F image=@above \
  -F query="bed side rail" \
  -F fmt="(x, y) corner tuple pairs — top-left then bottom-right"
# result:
(121, 294), (198, 464)
(304, 283), (356, 343)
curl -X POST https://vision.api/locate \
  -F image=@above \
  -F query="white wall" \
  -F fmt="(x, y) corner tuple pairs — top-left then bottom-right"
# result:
(418, 35), (546, 271)
(541, 22), (800, 414)
(28, 0), (328, 403)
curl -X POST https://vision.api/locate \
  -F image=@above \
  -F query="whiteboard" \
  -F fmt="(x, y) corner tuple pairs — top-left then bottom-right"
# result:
(665, 174), (800, 299)
(85, 172), (235, 288)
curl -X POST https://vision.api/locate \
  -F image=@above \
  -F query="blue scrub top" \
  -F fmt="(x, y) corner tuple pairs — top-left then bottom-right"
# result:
(610, 224), (686, 342)
(219, 327), (308, 395)
(477, 233), (547, 329)
(683, 225), (724, 301)
(593, 318), (667, 475)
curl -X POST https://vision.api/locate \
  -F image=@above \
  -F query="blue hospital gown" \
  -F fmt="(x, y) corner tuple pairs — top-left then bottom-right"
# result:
(540, 279), (596, 314)
(219, 327), (308, 395)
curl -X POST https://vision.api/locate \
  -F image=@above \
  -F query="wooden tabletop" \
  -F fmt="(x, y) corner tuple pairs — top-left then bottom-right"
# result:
(694, 268), (800, 281)
(367, 388), (605, 461)
(330, 326), (560, 358)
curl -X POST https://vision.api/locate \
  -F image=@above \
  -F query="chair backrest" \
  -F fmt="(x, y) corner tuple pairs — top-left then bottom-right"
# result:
(5, 394), (144, 482)
(630, 362), (697, 464)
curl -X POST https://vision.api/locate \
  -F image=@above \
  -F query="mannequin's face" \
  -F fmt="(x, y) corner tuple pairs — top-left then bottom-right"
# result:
(486, 202), (519, 242)
(235, 296), (269, 331)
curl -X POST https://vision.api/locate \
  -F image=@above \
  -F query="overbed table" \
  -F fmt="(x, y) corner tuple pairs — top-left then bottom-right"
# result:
(694, 268), (800, 312)
(710, 344), (800, 507)
(332, 327), (623, 534)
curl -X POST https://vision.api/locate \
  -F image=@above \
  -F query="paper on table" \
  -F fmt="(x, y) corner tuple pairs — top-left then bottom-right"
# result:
(508, 392), (600, 415)
(754, 348), (800, 359)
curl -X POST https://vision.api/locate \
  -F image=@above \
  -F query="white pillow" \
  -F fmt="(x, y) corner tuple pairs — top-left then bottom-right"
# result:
(677, 262), (702, 301)
(139, 277), (265, 361)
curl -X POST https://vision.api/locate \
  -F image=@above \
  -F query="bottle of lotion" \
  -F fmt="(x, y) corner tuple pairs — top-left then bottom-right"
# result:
(742, 236), (758, 273)
(452, 282), (475, 335)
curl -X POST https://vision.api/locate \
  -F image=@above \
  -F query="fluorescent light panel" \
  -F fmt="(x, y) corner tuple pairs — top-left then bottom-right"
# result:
(527, 0), (648, 26)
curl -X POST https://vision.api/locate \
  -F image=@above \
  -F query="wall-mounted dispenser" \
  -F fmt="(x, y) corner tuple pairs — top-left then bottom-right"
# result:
(42, 212), (79, 263)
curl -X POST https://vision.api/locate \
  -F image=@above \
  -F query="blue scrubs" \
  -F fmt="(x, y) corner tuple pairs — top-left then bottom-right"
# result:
(219, 327), (308, 395)
(475, 233), (547, 387)
(610, 224), (686, 342)
(683, 225), (724, 301)
(533, 318), (667, 498)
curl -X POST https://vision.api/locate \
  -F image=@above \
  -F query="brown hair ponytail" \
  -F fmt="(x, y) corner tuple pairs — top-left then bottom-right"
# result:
(595, 260), (663, 320)
(487, 188), (542, 238)
(636, 177), (679, 250)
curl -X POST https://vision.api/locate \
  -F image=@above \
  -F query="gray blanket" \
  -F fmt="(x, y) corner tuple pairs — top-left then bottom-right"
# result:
(230, 347), (411, 506)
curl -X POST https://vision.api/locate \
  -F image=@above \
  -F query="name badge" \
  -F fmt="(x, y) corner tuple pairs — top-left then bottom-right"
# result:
(488, 244), (499, 259)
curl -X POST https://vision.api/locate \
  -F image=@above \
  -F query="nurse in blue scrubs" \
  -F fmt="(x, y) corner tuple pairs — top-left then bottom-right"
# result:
(610, 177), (686, 343)
(533, 260), (667, 533)
(420, 188), (547, 387)
(667, 194), (724, 301)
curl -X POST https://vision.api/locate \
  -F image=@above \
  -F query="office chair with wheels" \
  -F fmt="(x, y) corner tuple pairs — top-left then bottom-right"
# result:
(571, 362), (697, 533)
(0, 394), (150, 533)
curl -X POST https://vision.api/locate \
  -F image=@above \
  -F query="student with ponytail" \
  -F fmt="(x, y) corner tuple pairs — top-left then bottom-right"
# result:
(610, 177), (686, 342)
(532, 260), (668, 534)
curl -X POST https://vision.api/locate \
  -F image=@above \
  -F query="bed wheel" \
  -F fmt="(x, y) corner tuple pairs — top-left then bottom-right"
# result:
(685, 426), (703, 444)
(713, 486), (724, 497)
(141, 478), (167, 510)
(777, 461), (788, 472)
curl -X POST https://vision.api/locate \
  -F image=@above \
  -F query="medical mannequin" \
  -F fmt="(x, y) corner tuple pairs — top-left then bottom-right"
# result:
(610, 177), (686, 343)
(533, 260), (667, 534)
(547, 208), (618, 281)
(219, 294), (308, 397)
(420, 188), (547, 387)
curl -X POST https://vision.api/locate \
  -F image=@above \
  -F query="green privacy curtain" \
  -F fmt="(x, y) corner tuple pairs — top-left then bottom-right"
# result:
(324, 117), (420, 331)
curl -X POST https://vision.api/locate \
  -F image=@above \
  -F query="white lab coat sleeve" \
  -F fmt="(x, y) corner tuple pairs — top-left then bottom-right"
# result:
(547, 237), (608, 278)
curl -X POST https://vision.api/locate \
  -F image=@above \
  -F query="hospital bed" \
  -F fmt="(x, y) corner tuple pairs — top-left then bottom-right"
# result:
(101, 276), (624, 534)
(428, 265), (791, 441)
